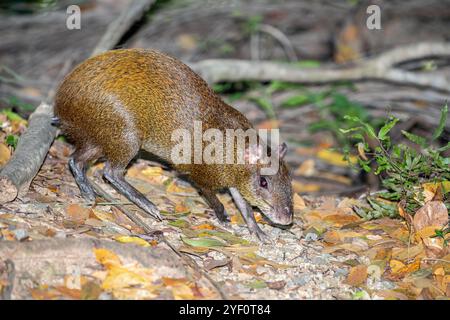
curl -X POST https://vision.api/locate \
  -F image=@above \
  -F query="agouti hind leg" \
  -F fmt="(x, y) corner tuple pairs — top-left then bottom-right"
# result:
(69, 156), (96, 202)
(103, 163), (162, 221)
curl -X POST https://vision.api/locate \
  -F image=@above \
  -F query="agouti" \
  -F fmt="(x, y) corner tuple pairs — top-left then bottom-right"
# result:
(54, 49), (293, 241)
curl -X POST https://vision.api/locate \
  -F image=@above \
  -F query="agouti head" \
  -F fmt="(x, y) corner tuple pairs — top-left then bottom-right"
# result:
(237, 142), (293, 227)
(54, 48), (294, 240)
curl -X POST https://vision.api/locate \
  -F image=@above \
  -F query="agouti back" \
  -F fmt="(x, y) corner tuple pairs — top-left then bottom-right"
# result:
(54, 49), (293, 241)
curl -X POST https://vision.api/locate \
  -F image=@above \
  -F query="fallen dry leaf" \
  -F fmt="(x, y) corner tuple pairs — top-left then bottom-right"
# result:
(345, 265), (367, 286)
(66, 204), (92, 224)
(294, 159), (315, 176)
(413, 201), (448, 232)
(293, 193), (307, 210)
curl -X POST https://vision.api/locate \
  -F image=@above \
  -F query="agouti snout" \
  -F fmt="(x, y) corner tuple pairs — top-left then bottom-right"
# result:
(54, 49), (293, 242)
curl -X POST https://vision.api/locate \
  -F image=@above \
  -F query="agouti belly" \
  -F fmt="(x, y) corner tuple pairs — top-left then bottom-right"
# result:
(54, 49), (293, 242)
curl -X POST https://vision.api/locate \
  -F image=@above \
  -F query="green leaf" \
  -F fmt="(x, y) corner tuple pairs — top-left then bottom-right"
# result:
(2, 109), (24, 122)
(378, 117), (399, 140)
(401, 130), (427, 148)
(244, 280), (267, 289)
(432, 104), (448, 140)
(281, 94), (310, 108)
(181, 236), (226, 248)
(5, 134), (18, 149)
(195, 230), (250, 245)
(344, 115), (377, 139)
(168, 219), (189, 228)
(250, 97), (275, 118)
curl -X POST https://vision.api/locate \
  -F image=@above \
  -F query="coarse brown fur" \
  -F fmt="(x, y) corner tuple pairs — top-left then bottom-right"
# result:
(54, 49), (293, 228)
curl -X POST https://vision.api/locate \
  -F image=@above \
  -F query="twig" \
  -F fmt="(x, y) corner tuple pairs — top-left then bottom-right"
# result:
(160, 237), (228, 300)
(258, 24), (298, 62)
(89, 180), (227, 299)
(421, 258), (450, 264)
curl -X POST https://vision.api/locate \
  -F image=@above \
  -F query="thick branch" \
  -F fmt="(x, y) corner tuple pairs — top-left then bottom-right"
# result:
(0, 0), (156, 204)
(191, 42), (450, 92)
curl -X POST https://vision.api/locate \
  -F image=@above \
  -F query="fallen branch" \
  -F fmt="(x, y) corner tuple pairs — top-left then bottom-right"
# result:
(0, 0), (156, 204)
(191, 42), (450, 92)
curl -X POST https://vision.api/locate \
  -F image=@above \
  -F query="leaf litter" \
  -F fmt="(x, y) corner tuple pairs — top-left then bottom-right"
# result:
(0, 129), (448, 299)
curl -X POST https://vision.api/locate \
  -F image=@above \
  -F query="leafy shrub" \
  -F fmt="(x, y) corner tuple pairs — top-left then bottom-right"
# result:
(342, 104), (449, 217)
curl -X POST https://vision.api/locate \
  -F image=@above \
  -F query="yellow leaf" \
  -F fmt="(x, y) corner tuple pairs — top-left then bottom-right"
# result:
(293, 193), (307, 210)
(292, 180), (320, 193)
(162, 277), (195, 300)
(141, 166), (164, 177)
(102, 266), (150, 291)
(357, 142), (368, 161)
(317, 149), (357, 167)
(415, 225), (443, 242)
(94, 248), (122, 269)
(0, 143), (11, 166)
(115, 236), (151, 247)
(434, 267), (445, 277)
(390, 260), (406, 274)
(166, 181), (196, 194)
(422, 181), (450, 202)
(192, 223), (216, 230)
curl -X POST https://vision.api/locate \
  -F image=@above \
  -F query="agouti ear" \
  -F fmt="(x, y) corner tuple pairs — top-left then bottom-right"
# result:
(278, 142), (288, 160)
(244, 143), (264, 164)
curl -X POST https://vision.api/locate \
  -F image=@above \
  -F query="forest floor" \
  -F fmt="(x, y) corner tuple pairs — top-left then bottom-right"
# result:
(0, 134), (448, 300)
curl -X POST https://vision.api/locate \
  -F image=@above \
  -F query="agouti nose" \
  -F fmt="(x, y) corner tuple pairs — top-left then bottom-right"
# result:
(278, 206), (293, 225)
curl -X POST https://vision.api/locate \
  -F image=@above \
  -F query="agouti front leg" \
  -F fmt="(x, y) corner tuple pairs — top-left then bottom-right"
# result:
(103, 163), (162, 221)
(199, 188), (229, 222)
(229, 187), (271, 243)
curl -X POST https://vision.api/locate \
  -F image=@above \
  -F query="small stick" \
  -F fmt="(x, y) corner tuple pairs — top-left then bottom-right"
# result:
(90, 180), (156, 234)
(161, 237), (228, 300)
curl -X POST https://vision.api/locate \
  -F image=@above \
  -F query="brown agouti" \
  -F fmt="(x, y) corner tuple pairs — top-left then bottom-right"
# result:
(54, 49), (293, 241)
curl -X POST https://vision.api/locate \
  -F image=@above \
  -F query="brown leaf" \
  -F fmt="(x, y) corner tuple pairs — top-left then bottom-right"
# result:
(66, 204), (91, 224)
(203, 257), (230, 271)
(413, 201), (448, 232)
(267, 280), (286, 290)
(345, 265), (367, 286)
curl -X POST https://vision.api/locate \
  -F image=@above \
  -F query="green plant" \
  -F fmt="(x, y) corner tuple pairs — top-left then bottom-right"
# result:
(342, 104), (450, 217)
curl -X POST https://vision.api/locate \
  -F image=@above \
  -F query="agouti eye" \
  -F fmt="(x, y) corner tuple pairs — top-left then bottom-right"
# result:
(259, 177), (268, 189)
